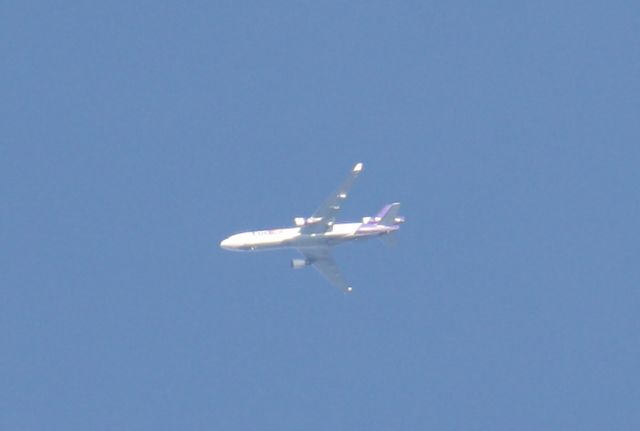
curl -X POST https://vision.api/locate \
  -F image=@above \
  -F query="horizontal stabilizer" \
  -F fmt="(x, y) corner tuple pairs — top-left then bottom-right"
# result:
(378, 232), (397, 247)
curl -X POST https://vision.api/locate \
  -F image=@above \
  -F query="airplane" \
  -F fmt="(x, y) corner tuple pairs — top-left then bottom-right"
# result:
(219, 162), (405, 293)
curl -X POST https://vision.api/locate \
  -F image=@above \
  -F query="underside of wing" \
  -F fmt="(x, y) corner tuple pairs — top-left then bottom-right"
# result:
(300, 162), (363, 234)
(297, 247), (353, 293)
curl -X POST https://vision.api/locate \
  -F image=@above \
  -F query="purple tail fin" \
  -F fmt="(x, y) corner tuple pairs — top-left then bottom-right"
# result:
(375, 203), (402, 225)
(375, 204), (394, 220)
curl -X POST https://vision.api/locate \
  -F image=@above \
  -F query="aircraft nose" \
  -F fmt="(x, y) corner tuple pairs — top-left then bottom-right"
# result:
(220, 237), (232, 249)
(220, 235), (242, 250)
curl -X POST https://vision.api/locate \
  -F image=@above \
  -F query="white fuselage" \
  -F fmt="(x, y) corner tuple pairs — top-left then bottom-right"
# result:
(220, 222), (397, 252)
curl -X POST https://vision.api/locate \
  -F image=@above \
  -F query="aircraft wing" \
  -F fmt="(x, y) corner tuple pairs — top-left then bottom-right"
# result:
(297, 247), (353, 293)
(300, 162), (363, 234)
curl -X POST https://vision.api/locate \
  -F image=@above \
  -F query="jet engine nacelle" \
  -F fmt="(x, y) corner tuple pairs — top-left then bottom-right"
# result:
(294, 217), (323, 227)
(291, 258), (309, 269)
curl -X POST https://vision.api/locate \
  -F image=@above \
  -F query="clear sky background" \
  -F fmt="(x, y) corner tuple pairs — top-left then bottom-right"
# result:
(2, 1), (639, 430)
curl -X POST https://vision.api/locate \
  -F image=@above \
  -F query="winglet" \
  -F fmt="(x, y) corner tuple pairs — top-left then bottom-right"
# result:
(353, 162), (363, 173)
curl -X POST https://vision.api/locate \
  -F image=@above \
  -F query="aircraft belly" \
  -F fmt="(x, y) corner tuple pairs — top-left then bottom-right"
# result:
(244, 227), (378, 250)
(290, 234), (350, 248)
(288, 236), (329, 248)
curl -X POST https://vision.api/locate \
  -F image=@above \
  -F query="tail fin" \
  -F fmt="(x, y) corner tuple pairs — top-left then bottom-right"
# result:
(377, 203), (402, 226)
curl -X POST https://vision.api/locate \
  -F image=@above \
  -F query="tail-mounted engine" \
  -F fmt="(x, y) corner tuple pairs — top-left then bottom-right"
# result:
(362, 215), (405, 225)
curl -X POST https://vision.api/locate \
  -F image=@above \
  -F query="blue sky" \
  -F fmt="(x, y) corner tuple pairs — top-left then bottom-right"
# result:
(2, 1), (639, 429)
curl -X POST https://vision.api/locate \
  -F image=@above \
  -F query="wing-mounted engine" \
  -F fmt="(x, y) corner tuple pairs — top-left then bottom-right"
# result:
(291, 258), (310, 269)
(294, 217), (323, 227)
